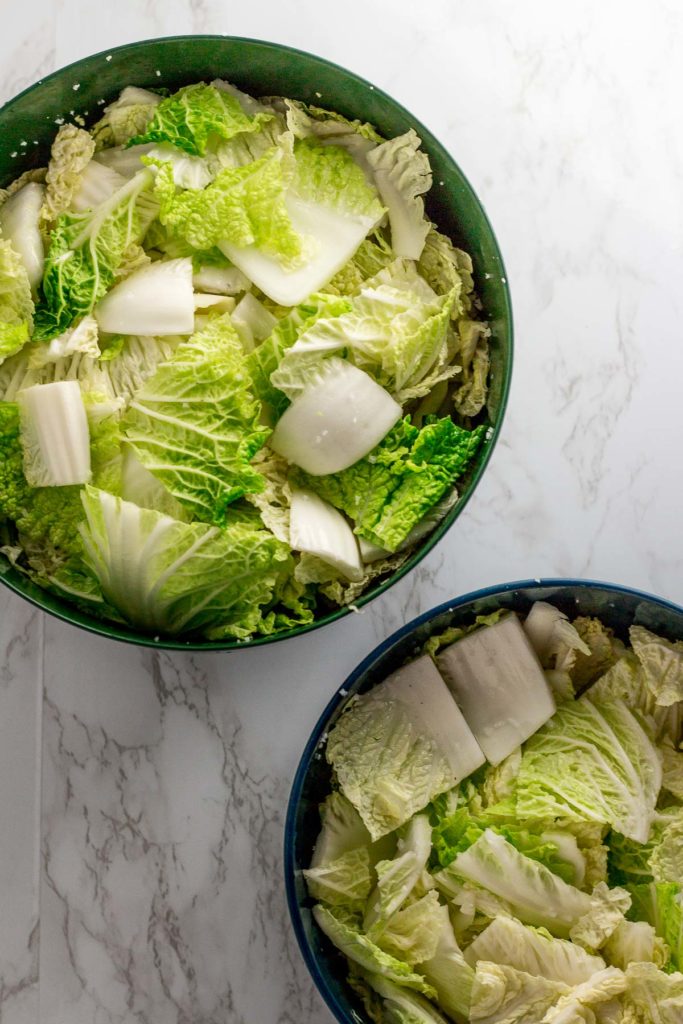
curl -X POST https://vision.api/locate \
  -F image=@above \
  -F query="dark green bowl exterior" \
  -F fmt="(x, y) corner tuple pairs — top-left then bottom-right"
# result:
(285, 578), (683, 1024)
(0, 36), (513, 649)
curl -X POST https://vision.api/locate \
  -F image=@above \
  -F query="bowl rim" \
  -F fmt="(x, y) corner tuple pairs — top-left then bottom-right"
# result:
(283, 575), (683, 1024)
(0, 34), (513, 650)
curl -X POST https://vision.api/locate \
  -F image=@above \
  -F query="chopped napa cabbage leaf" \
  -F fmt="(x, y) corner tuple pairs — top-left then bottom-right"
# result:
(270, 358), (402, 475)
(373, 889), (444, 966)
(0, 399), (119, 567)
(230, 292), (277, 350)
(92, 86), (161, 150)
(453, 319), (491, 418)
(34, 169), (158, 341)
(42, 124), (96, 223)
(154, 145), (303, 269)
(610, 807), (683, 887)
(71, 160), (127, 213)
(540, 967), (627, 1024)
(246, 292), (352, 419)
(662, 740), (683, 801)
(418, 227), (476, 312)
(515, 697), (662, 843)
(207, 114), (288, 172)
(366, 130), (432, 259)
(629, 625), (683, 707)
(627, 882), (682, 970)
(361, 971), (450, 1024)
(80, 397), (124, 495)
(112, 242), (152, 282)
(523, 601), (591, 672)
(309, 790), (375, 869)
(448, 829), (595, 937)
(219, 139), (386, 305)
(326, 693), (456, 841)
(94, 256), (195, 336)
(293, 416), (485, 552)
(144, 143), (213, 190)
(121, 313), (269, 526)
(544, 670), (575, 704)
(0, 238), (34, 362)
(568, 616), (621, 688)
(303, 846), (373, 912)
(603, 918), (668, 970)
(568, 881), (632, 950)
(193, 293), (236, 325)
(468, 961), (569, 1024)
(432, 806), (586, 886)
(589, 653), (683, 745)
(1, 333), (184, 408)
(271, 258), (457, 403)
(588, 654), (652, 721)
(436, 614), (557, 766)
(93, 142), (156, 178)
(0, 399), (55, 524)
(419, 904), (475, 1020)
(120, 447), (188, 521)
(18, 381), (91, 487)
(325, 229), (395, 297)
(0, 168), (47, 211)
(192, 260), (250, 296)
(541, 831), (588, 888)
(364, 814), (433, 933)
(0, 183), (45, 294)
(358, 535), (391, 564)
(289, 489), (361, 581)
(211, 79), (275, 117)
(433, 873), (517, 938)
(290, 137), (384, 220)
(243, 448), (291, 542)
(79, 487), (291, 636)
(316, 546), (413, 608)
(129, 82), (272, 156)
(293, 550), (347, 587)
(464, 918), (606, 986)
(643, 811), (683, 885)
(479, 748), (523, 808)
(421, 610), (508, 660)
(29, 315), (99, 369)
(371, 656), (485, 786)
(622, 962), (683, 1024)
(312, 904), (437, 998)
(285, 98), (382, 146)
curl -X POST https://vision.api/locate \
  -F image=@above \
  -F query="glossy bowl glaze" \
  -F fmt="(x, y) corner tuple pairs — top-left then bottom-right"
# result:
(0, 36), (512, 648)
(284, 577), (683, 1023)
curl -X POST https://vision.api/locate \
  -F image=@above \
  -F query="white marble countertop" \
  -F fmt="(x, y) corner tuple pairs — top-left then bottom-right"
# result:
(2, 2), (683, 1022)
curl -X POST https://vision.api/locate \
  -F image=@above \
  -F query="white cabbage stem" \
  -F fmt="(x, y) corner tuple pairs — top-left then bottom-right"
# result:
(289, 489), (362, 581)
(270, 359), (401, 475)
(0, 183), (45, 294)
(18, 380), (91, 486)
(95, 256), (195, 336)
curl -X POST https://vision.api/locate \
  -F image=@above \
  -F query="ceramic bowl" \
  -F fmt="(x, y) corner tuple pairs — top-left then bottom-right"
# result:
(0, 36), (512, 648)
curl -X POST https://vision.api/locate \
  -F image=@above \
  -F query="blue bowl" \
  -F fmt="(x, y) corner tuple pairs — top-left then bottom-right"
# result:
(0, 35), (512, 650)
(284, 577), (683, 1024)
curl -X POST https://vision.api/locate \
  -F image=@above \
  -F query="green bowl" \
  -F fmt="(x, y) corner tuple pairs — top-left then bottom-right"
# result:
(0, 35), (513, 650)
